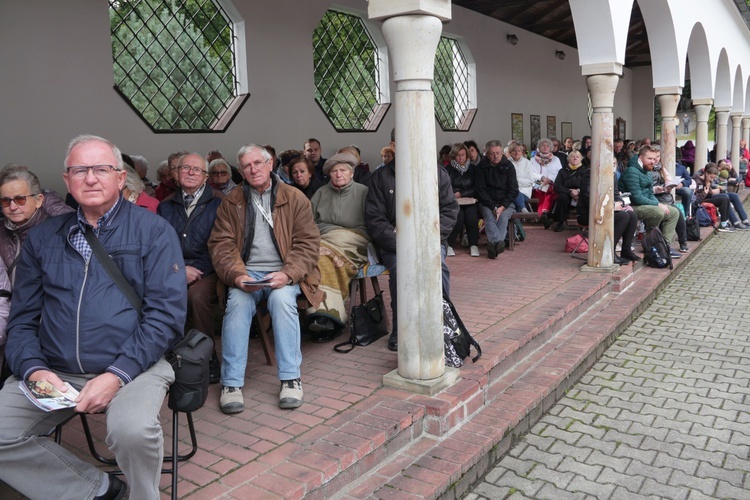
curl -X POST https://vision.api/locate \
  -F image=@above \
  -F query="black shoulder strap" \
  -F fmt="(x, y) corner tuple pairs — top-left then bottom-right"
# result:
(83, 226), (142, 316)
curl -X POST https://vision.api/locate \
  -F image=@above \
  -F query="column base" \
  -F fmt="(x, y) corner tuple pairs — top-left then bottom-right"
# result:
(383, 366), (460, 396)
(580, 264), (619, 273)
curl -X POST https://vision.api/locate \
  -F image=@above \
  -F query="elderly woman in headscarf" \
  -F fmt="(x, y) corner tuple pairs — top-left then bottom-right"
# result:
(529, 138), (563, 228)
(305, 152), (370, 341)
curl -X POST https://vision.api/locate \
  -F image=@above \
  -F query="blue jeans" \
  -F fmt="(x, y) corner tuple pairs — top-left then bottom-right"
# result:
(723, 191), (748, 222)
(675, 187), (693, 216)
(514, 193), (530, 212)
(479, 204), (515, 244)
(221, 269), (302, 386)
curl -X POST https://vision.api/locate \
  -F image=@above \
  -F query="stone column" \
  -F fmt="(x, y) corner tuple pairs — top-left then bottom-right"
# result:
(742, 117), (750, 147)
(693, 99), (712, 172)
(582, 71), (619, 271)
(370, 0), (458, 395)
(715, 107), (731, 163)
(656, 90), (680, 180)
(730, 114), (742, 169)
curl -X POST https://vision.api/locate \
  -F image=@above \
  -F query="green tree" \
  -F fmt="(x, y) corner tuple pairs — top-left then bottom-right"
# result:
(312, 10), (378, 131)
(109, 0), (236, 131)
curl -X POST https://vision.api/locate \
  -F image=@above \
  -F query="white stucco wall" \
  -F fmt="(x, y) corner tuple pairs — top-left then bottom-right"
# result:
(1, 0), (633, 194)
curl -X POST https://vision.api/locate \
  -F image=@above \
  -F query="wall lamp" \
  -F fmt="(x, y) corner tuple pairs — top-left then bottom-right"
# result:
(507, 34), (519, 45)
(555, 50), (566, 60)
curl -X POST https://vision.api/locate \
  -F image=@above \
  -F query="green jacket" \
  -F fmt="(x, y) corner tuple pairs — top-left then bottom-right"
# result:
(618, 159), (658, 206)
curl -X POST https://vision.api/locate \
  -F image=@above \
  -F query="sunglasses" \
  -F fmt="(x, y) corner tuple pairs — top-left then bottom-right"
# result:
(0, 194), (38, 208)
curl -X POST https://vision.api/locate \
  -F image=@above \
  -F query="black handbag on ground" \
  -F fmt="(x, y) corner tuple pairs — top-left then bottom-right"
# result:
(84, 227), (212, 412)
(334, 292), (389, 353)
(165, 329), (213, 411)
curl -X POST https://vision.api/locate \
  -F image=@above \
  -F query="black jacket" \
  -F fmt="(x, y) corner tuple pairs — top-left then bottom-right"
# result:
(475, 156), (519, 211)
(447, 163), (477, 199)
(365, 161), (459, 253)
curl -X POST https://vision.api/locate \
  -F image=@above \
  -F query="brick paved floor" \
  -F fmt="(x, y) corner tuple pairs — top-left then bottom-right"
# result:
(466, 228), (750, 499)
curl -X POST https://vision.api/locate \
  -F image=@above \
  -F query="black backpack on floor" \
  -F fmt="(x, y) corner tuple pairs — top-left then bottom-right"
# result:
(641, 227), (673, 270)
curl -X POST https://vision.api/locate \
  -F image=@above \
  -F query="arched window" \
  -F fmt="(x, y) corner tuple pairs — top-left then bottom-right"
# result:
(312, 8), (390, 132)
(433, 35), (477, 131)
(109, 0), (248, 132)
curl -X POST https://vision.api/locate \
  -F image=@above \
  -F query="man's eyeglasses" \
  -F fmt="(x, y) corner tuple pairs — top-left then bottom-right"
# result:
(66, 165), (120, 179)
(241, 159), (269, 171)
(209, 170), (229, 176)
(0, 194), (38, 208)
(178, 165), (207, 175)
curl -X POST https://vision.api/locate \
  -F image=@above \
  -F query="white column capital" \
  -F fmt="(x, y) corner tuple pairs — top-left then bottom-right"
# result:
(692, 98), (713, 107)
(581, 62), (623, 77)
(586, 74), (619, 112)
(369, 0), (451, 22)
(654, 86), (683, 96)
(694, 103), (712, 122)
(382, 15), (443, 85)
(657, 93), (680, 119)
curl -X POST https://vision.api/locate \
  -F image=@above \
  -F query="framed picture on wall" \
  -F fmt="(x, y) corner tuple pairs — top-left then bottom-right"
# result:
(530, 115), (541, 151)
(511, 113), (523, 141)
(546, 116), (557, 139)
(616, 117), (626, 140)
(561, 122), (573, 141)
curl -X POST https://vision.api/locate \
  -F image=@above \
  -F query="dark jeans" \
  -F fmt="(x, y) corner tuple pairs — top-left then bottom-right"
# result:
(381, 246), (450, 335)
(448, 204), (479, 247)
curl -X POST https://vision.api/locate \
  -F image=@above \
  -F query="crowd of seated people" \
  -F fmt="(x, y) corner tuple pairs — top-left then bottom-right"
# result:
(2, 132), (748, 408)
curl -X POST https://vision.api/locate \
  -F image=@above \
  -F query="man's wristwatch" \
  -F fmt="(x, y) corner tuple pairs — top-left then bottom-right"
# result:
(287, 277), (293, 286)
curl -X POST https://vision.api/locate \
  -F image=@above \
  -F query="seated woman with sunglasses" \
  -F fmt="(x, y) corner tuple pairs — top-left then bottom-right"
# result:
(0, 166), (60, 287)
(0, 166), (51, 380)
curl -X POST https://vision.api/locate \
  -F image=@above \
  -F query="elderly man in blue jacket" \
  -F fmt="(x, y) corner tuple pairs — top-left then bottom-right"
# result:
(0, 135), (187, 500)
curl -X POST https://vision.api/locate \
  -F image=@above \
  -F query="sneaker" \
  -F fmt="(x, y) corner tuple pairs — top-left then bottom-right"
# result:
(743, 219), (750, 226)
(679, 243), (689, 253)
(308, 316), (335, 333)
(669, 249), (682, 259)
(446, 246), (455, 256)
(718, 222), (736, 232)
(470, 245), (480, 257)
(734, 222), (750, 230)
(220, 386), (244, 414)
(461, 234), (469, 247)
(496, 241), (505, 255)
(279, 379), (303, 409)
(487, 241), (498, 259)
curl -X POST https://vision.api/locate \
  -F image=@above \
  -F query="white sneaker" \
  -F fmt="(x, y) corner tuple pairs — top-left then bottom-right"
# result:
(446, 246), (455, 256)
(470, 245), (480, 257)
(279, 379), (303, 409)
(220, 386), (244, 414)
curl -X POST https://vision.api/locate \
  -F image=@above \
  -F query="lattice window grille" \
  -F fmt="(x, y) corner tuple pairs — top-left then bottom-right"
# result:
(313, 9), (389, 132)
(433, 36), (476, 131)
(109, 0), (244, 132)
